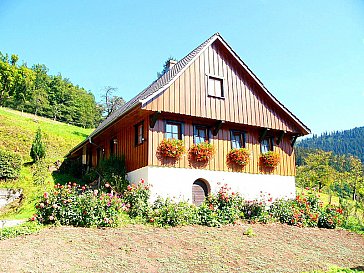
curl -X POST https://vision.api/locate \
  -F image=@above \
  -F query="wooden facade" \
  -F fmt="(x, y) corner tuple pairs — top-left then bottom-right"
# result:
(68, 33), (309, 178)
(144, 40), (300, 133)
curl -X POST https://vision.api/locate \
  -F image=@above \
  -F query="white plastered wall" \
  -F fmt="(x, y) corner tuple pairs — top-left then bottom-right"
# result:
(127, 166), (296, 202)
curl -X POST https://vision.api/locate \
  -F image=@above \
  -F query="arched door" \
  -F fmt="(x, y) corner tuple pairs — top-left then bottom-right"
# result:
(192, 179), (209, 206)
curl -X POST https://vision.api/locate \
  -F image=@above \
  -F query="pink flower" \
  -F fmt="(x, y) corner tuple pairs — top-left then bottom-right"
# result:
(105, 183), (110, 188)
(81, 186), (86, 191)
(30, 215), (37, 221)
(93, 190), (99, 196)
(49, 215), (54, 221)
(39, 203), (45, 208)
(43, 192), (49, 199)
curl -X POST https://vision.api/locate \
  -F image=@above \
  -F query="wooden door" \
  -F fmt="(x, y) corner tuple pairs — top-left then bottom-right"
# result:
(192, 179), (208, 206)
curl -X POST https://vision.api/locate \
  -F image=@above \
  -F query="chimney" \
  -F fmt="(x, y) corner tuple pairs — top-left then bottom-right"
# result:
(166, 59), (177, 70)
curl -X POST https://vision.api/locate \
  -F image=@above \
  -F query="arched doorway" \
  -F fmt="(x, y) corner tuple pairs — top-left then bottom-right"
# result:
(192, 179), (209, 206)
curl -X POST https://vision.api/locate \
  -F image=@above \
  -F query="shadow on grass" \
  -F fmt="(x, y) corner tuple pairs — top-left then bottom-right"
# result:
(51, 171), (84, 186)
(72, 131), (88, 138)
(351, 266), (364, 271)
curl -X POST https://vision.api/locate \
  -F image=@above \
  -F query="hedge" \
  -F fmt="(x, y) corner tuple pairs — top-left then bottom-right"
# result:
(0, 149), (22, 179)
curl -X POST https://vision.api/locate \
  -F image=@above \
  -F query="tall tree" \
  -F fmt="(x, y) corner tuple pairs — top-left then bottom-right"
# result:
(100, 86), (125, 118)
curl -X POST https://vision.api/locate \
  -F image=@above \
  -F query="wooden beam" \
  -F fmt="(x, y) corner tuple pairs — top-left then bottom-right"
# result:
(149, 111), (161, 128)
(291, 135), (298, 147)
(259, 128), (268, 143)
(276, 131), (285, 145)
(213, 120), (225, 136)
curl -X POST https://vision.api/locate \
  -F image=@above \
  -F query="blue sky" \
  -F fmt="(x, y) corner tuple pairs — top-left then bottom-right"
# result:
(1, 1), (363, 135)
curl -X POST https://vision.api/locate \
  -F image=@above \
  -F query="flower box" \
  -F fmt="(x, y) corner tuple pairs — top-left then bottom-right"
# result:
(189, 141), (214, 162)
(259, 151), (280, 169)
(157, 139), (185, 160)
(226, 148), (250, 167)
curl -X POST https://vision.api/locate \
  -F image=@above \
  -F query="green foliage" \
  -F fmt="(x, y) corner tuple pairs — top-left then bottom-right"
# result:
(35, 182), (124, 227)
(59, 157), (83, 178)
(269, 189), (343, 228)
(0, 107), (92, 162)
(97, 155), (128, 192)
(157, 57), (178, 78)
(30, 128), (46, 162)
(0, 149), (22, 179)
(149, 197), (198, 227)
(122, 181), (151, 219)
(0, 221), (42, 240)
(31, 160), (49, 185)
(0, 51), (101, 127)
(297, 126), (364, 163)
(201, 184), (244, 225)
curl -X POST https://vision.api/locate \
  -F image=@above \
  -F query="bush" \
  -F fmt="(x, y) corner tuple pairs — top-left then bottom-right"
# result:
(0, 149), (22, 179)
(269, 189), (344, 229)
(97, 156), (128, 192)
(201, 184), (244, 225)
(59, 157), (83, 178)
(122, 180), (151, 220)
(149, 197), (198, 227)
(32, 160), (49, 185)
(318, 205), (343, 229)
(30, 128), (46, 162)
(34, 182), (124, 227)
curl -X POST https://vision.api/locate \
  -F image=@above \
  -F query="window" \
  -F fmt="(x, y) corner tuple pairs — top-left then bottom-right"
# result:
(110, 138), (118, 156)
(261, 137), (274, 153)
(165, 121), (182, 140)
(135, 122), (144, 145)
(194, 125), (208, 144)
(208, 76), (224, 97)
(231, 130), (245, 149)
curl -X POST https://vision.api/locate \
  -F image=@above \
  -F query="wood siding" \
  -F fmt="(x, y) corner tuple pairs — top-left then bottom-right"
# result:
(89, 109), (149, 172)
(148, 116), (295, 176)
(144, 41), (300, 133)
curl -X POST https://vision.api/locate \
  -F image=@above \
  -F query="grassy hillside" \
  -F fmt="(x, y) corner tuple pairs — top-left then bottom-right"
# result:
(0, 107), (92, 219)
(0, 107), (92, 161)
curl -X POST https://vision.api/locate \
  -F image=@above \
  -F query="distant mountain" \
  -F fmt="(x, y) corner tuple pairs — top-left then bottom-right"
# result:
(297, 126), (364, 163)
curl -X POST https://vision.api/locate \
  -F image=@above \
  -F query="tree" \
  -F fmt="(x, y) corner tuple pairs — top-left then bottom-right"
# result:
(30, 128), (46, 162)
(100, 86), (125, 118)
(346, 156), (364, 201)
(296, 150), (337, 190)
(157, 57), (178, 78)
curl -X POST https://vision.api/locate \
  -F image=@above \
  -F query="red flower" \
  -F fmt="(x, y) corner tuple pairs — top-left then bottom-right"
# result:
(43, 192), (49, 199)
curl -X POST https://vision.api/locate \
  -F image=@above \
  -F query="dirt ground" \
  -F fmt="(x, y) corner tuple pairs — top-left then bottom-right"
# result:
(0, 223), (363, 273)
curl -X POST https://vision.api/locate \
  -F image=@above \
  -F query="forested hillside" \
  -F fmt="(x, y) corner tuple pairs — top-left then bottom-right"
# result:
(297, 127), (364, 163)
(0, 52), (101, 128)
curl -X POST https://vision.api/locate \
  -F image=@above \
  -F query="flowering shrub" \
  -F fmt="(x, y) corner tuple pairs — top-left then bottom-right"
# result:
(189, 141), (215, 162)
(149, 197), (198, 227)
(259, 151), (280, 169)
(157, 139), (186, 159)
(34, 182), (123, 227)
(226, 148), (250, 167)
(269, 189), (344, 229)
(200, 184), (244, 225)
(122, 180), (151, 219)
(318, 205), (343, 229)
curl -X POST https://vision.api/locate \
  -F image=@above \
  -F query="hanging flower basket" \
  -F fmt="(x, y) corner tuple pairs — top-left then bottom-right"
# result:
(259, 151), (280, 169)
(226, 148), (250, 167)
(189, 141), (215, 162)
(157, 139), (185, 160)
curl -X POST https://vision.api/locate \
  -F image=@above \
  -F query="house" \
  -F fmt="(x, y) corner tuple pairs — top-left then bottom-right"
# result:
(67, 33), (310, 204)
